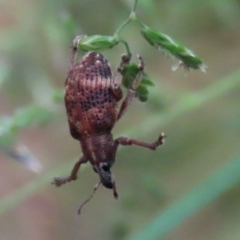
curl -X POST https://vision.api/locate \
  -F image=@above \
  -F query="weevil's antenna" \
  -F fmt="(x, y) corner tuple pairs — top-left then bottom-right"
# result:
(78, 181), (101, 214)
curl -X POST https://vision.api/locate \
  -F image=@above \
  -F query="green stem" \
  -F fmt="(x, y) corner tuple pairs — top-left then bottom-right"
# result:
(133, 0), (138, 12)
(114, 0), (138, 37)
(120, 40), (131, 55)
(135, 17), (145, 28)
(114, 17), (131, 37)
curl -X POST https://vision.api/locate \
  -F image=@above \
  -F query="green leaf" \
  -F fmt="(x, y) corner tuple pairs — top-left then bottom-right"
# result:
(135, 85), (149, 102)
(141, 76), (155, 86)
(141, 24), (207, 72)
(122, 63), (154, 102)
(77, 35), (119, 51)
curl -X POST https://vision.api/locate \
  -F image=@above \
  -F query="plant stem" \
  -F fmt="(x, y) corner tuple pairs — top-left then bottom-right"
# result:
(114, 18), (131, 37)
(120, 40), (131, 54)
(133, 0), (138, 12)
(114, 0), (138, 37)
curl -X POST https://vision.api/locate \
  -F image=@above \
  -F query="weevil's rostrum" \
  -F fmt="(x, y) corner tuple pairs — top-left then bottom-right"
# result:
(52, 37), (166, 211)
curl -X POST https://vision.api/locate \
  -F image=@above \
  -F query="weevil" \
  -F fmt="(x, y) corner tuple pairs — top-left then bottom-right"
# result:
(52, 36), (166, 213)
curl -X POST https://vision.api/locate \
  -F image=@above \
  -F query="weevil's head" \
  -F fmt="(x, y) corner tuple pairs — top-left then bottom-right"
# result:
(94, 162), (113, 188)
(93, 162), (118, 198)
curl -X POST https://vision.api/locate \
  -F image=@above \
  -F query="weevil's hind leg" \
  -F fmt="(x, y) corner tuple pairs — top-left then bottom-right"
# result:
(69, 35), (87, 69)
(115, 133), (166, 150)
(111, 53), (132, 101)
(52, 155), (88, 187)
(117, 55), (144, 120)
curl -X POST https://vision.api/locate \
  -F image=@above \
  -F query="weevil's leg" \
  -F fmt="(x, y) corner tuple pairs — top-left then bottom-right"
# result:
(111, 53), (132, 101)
(69, 35), (87, 69)
(115, 133), (166, 150)
(52, 155), (88, 187)
(117, 55), (144, 120)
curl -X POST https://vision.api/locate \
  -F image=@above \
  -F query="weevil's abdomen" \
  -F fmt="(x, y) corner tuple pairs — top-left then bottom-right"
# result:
(65, 52), (117, 139)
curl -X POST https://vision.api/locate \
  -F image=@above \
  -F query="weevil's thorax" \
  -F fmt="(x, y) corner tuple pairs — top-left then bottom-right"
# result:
(65, 52), (118, 138)
(80, 133), (117, 166)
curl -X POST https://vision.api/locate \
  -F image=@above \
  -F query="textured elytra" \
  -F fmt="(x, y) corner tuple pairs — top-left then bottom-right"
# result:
(65, 52), (118, 139)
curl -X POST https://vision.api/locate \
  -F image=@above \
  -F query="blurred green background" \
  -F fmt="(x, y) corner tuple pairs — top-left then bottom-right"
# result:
(1, 0), (240, 240)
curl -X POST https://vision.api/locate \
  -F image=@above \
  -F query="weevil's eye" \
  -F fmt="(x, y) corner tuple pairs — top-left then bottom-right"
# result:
(100, 162), (110, 171)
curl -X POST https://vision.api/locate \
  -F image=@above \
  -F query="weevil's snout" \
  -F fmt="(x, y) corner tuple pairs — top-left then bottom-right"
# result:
(95, 162), (113, 189)
(93, 162), (118, 198)
(101, 178), (113, 189)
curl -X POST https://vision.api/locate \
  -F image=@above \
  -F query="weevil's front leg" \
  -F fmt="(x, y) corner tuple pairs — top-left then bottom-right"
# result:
(116, 133), (166, 150)
(117, 55), (144, 120)
(69, 35), (87, 69)
(52, 155), (88, 187)
(111, 53), (132, 101)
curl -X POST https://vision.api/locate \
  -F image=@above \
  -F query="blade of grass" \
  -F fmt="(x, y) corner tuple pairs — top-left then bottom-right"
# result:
(127, 154), (240, 240)
(0, 69), (240, 217)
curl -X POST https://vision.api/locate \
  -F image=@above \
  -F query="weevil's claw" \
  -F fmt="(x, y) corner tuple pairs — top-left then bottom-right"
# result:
(159, 132), (166, 144)
(51, 177), (68, 187)
(70, 35), (88, 68)
(117, 53), (132, 74)
(121, 53), (132, 64)
(72, 35), (87, 49)
(137, 55), (144, 71)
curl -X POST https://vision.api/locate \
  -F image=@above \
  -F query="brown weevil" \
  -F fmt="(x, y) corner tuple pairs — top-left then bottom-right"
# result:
(52, 36), (166, 213)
